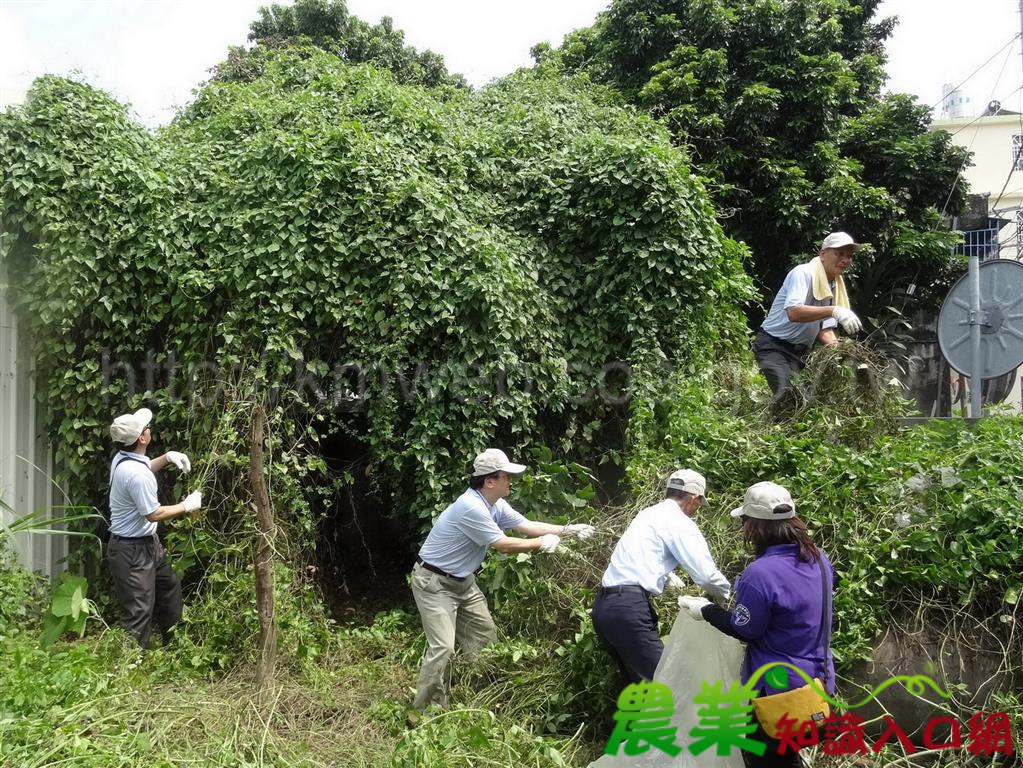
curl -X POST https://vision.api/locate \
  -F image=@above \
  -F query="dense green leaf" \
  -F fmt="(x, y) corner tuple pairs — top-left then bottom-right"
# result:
(49, 577), (88, 618)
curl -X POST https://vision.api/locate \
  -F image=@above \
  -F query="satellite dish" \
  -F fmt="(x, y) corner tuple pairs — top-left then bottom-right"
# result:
(938, 259), (1023, 379)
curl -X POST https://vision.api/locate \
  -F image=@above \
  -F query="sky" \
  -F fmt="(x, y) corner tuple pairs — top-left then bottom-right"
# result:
(881, 0), (1023, 115)
(1, 0), (1021, 128)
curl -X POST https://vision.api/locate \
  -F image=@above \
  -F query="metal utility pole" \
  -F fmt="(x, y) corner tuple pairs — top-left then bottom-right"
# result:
(968, 250), (983, 418)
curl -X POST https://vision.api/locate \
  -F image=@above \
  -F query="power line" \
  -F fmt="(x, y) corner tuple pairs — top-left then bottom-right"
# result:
(930, 33), (1021, 113)
(987, 0), (1023, 259)
(945, 85), (1023, 138)
(989, 48), (1023, 212)
(939, 43), (1020, 221)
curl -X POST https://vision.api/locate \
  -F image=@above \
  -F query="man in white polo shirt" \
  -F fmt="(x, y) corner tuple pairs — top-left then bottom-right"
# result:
(592, 469), (730, 689)
(108, 407), (203, 648)
(754, 231), (865, 402)
(411, 448), (595, 711)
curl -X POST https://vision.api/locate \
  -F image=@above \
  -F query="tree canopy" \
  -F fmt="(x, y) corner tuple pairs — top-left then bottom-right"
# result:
(538, 0), (971, 320)
(214, 0), (465, 88)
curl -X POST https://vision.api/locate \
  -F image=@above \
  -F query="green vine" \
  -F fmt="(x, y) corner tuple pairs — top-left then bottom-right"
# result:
(0, 48), (752, 657)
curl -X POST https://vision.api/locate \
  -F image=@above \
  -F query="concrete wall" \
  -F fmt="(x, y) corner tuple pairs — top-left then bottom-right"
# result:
(932, 114), (1023, 235)
(0, 258), (66, 580)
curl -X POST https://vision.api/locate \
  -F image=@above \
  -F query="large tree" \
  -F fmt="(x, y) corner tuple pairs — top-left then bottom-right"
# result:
(214, 0), (465, 88)
(538, 0), (971, 323)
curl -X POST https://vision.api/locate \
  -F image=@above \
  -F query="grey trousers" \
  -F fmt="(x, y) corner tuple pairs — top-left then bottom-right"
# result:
(410, 561), (497, 710)
(107, 536), (182, 649)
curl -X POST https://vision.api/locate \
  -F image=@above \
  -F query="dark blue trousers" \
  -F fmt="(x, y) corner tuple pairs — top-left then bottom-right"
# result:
(591, 588), (663, 689)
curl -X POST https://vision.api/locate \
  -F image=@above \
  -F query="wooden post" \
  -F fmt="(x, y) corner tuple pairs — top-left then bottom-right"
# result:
(249, 403), (277, 686)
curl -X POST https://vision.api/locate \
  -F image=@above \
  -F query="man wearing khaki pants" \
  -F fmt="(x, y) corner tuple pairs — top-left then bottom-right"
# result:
(410, 448), (595, 710)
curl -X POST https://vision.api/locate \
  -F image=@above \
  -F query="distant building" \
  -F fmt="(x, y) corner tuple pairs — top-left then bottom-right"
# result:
(933, 105), (1023, 260)
(940, 83), (971, 119)
(929, 107), (1023, 412)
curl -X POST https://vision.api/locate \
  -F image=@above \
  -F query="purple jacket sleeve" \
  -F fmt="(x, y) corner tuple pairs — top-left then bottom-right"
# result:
(729, 576), (771, 641)
(703, 603), (742, 639)
(702, 575), (772, 641)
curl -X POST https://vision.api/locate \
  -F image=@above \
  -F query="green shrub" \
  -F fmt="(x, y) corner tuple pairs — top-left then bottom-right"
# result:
(0, 532), (46, 636)
(392, 707), (576, 767)
(1, 47), (752, 671)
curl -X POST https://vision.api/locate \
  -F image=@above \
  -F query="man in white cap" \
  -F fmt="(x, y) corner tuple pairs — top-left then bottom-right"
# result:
(591, 469), (730, 689)
(410, 448), (594, 711)
(754, 231), (865, 402)
(107, 407), (202, 648)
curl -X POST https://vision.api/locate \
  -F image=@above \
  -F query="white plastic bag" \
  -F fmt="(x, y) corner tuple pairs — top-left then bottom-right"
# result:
(588, 613), (746, 768)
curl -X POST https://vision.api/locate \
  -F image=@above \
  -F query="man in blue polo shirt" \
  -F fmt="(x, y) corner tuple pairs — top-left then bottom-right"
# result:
(754, 231), (865, 402)
(411, 448), (595, 711)
(108, 407), (203, 648)
(592, 469), (730, 689)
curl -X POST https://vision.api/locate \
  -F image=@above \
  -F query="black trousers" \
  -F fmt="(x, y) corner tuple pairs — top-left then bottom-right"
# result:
(591, 588), (663, 690)
(752, 331), (810, 403)
(107, 536), (182, 649)
(743, 720), (803, 768)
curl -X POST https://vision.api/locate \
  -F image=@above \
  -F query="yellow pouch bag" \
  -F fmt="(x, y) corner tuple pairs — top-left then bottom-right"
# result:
(752, 678), (829, 739)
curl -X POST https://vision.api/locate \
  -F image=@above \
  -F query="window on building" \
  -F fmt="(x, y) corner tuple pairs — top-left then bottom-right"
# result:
(1016, 209), (1023, 243)
(1013, 135), (1023, 170)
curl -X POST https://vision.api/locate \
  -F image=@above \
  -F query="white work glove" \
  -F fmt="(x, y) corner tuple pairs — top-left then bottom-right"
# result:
(831, 306), (862, 334)
(181, 491), (203, 513)
(678, 595), (711, 621)
(537, 533), (561, 553)
(665, 572), (685, 592)
(165, 451), (192, 473)
(562, 523), (596, 539)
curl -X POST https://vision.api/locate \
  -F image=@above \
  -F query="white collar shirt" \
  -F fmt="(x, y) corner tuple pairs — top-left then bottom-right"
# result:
(601, 498), (731, 600)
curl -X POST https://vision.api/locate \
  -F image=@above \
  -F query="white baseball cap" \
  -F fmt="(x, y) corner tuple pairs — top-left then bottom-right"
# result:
(666, 469), (708, 504)
(471, 448), (527, 477)
(730, 481), (796, 520)
(109, 407), (152, 445)
(821, 231), (861, 251)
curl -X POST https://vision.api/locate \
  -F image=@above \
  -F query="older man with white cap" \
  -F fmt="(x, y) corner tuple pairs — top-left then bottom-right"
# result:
(107, 407), (202, 648)
(591, 469), (731, 689)
(754, 231), (865, 403)
(410, 448), (594, 711)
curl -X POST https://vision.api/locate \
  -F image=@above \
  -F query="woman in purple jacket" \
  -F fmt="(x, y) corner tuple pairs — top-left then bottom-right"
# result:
(679, 481), (834, 768)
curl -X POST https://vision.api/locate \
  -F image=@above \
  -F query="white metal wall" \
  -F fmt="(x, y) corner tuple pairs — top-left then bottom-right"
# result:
(0, 258), (65, 580)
